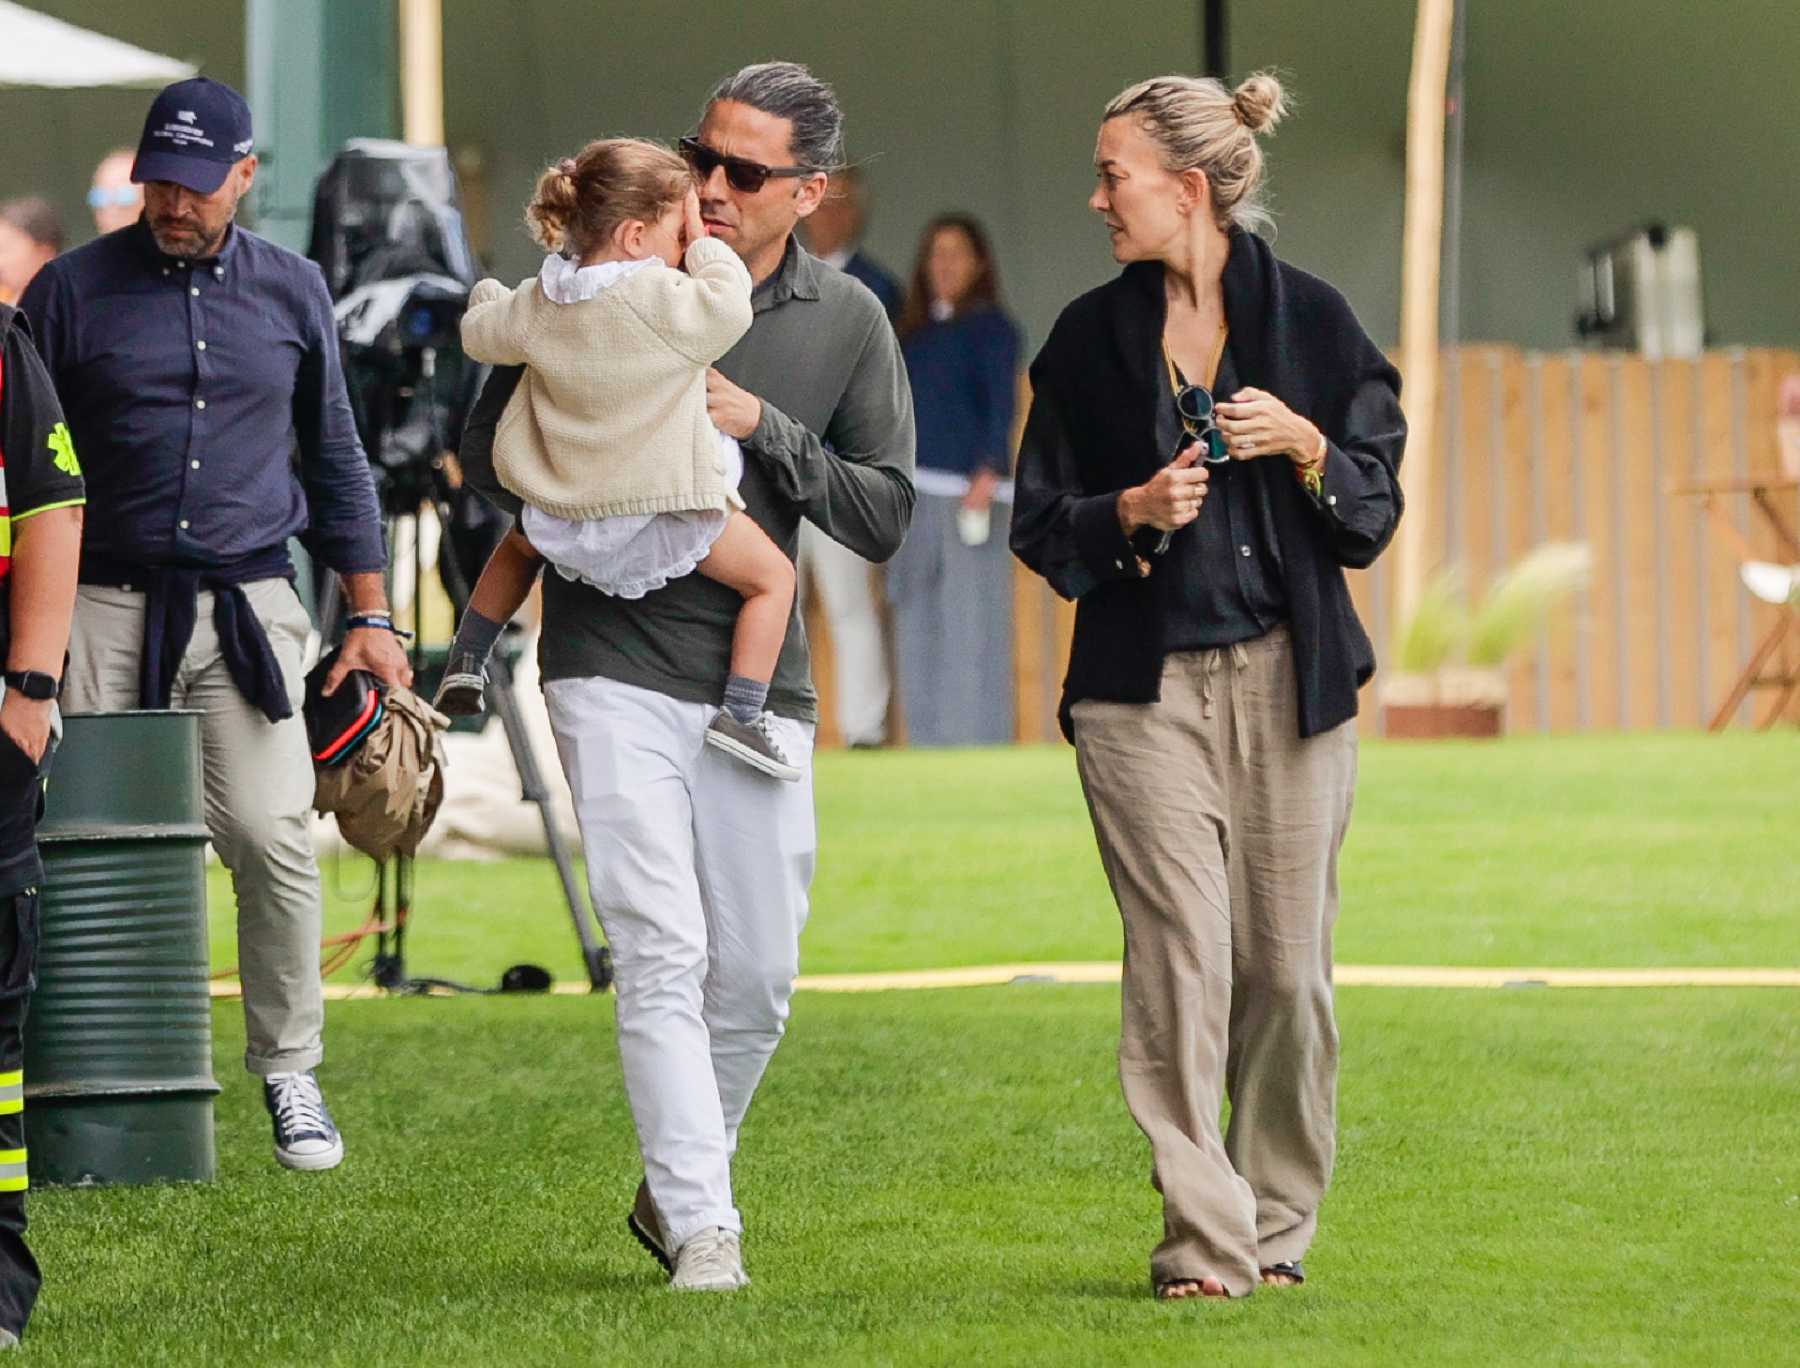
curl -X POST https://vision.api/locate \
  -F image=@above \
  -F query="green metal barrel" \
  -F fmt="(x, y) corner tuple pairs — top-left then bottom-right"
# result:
(25, 711), (220, 1185)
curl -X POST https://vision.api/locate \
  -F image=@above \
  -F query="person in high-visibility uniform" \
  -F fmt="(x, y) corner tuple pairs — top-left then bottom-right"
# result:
(0, 297), (85, 1348)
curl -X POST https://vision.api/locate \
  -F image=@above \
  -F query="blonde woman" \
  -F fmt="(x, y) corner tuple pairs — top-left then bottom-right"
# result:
(1011, 72), (1405, 1300)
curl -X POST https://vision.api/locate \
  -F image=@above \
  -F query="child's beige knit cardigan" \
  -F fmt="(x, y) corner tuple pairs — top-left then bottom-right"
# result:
(459, 237), (753, 520)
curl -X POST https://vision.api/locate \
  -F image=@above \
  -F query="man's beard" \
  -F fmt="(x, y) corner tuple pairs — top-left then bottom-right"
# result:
(150, 217), (228, 260)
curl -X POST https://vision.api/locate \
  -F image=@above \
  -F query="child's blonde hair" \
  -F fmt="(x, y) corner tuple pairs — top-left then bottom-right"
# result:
(526, 137), (692, 256)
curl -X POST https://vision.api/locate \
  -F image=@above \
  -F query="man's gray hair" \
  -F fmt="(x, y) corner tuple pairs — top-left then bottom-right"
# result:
(705, 61), (845, 172)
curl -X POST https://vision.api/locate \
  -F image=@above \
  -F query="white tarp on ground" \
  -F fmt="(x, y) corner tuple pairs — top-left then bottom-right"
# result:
(0, 2), (196, 88)
(310, 625), (582, 863)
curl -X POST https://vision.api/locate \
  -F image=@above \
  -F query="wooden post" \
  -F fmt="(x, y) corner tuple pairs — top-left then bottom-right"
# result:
(398, 0), (444, 147)
(1393, 0), (1456, 637)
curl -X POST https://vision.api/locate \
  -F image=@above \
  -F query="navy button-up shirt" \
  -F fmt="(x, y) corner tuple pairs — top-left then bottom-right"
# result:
(19, 219), (385, 574)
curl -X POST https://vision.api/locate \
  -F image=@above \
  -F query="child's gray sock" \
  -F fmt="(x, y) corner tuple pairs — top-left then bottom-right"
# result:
(722, 674), (769, 725)
(449, 609), (504, 672)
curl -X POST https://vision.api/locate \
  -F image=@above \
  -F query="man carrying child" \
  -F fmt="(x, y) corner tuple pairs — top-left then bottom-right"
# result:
(460, 61), (915, 1291)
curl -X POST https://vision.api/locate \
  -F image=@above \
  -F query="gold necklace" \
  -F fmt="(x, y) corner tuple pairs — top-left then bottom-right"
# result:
(1161, 326), (1229, 396)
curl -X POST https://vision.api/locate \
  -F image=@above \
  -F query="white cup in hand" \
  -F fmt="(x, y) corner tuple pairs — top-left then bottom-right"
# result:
(956, 505), (992, 547)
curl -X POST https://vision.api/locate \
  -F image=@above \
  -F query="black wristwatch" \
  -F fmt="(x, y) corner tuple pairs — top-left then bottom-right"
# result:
(4, 670), (59, 702)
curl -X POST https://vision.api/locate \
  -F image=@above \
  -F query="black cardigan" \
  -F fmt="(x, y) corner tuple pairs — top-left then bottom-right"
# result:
(1009, 229), (1406, 741)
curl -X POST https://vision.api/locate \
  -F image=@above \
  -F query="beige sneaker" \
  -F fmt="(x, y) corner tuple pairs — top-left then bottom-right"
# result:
(670, 1227), (749, 1292)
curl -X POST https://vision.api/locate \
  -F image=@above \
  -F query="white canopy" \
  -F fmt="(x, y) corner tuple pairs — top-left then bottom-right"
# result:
(0, 1), (197, 89)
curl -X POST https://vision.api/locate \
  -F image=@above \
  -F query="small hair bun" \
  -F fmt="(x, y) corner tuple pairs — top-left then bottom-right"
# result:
(1232, 72), (1287, 133)
(557, 157), (578, 177)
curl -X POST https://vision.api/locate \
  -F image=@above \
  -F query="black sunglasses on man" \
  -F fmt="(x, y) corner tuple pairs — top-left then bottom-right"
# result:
(679, 136), (819, 194)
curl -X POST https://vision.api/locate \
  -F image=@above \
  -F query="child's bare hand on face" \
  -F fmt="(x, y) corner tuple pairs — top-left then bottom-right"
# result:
(681, 188), (706, 252)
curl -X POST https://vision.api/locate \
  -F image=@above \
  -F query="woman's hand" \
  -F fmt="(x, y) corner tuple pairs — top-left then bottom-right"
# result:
(681, 188), (706, 251)
(1118, 442), (1210, 536)
(1215, 387), (1325, 467)
(963, 468), (1000, 515)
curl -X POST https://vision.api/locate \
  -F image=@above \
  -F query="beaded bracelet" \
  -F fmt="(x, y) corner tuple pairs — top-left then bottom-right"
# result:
(346, 613), (415, 640)
(1295, 432), (1327, 499)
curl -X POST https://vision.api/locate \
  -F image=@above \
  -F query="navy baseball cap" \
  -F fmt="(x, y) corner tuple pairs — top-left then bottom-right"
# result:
(132, 77), (255, 195)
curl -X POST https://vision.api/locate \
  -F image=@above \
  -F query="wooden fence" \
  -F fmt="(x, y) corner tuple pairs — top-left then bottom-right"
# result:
(806, 345), (1800, 745)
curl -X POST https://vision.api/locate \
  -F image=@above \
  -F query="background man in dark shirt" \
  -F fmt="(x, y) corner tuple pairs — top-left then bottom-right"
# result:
(802, 168), (902, 321)
(20, 78), (408, 1175)
(796, 167), (904, 747)
(0, 300), (85, 1348)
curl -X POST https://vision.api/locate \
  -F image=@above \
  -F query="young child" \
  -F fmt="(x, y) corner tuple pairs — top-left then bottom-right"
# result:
(437, 138), (800, 781)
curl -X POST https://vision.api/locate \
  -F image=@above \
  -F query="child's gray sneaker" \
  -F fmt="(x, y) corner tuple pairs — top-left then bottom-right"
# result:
(671, 1228), (749, 1292)
(704, 711), (802, 782)
(431, 655), (486, 717)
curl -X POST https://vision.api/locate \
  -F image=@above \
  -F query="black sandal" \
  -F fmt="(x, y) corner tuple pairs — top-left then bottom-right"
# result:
(1260, 1260), (1305, 1285)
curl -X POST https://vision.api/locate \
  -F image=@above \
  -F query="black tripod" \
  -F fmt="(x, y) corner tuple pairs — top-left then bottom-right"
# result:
(324, 353), (612, 995)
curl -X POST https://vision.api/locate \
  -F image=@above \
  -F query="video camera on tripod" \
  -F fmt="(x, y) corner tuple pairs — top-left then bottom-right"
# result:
(308, 139), (482, 515)
(305, 139), (611, 993)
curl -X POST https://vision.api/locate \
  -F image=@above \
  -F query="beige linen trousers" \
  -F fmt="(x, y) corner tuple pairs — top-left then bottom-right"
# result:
(1072, 625), (1357, 1296)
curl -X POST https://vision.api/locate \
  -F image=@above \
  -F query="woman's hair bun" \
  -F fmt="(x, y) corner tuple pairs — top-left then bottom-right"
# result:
(1232, 71), (1287, 133)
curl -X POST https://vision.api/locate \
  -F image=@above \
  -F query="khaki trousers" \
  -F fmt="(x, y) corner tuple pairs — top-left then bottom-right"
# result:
(64, 579), (323, 1077)
(1072, 626), (1356, 1295)
(798, 521), (890, 747)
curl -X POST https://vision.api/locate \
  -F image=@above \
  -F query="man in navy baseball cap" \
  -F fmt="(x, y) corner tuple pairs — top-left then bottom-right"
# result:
(130, 76), (258, 260)
(132, 76), (254, 196)
(18, 69), (407, 1178)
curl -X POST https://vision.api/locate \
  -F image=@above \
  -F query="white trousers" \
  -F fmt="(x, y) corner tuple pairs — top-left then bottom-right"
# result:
(543, 675), (816, 1249)
(798, 521), (889, 746)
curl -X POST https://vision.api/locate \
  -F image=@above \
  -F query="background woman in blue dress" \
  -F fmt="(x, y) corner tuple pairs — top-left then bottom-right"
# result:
(889, 214), (1022, 745)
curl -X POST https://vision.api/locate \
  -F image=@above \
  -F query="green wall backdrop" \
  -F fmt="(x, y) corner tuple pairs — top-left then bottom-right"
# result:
(0, 0), (245, 257)
(441, 0), (1218, 357)
(2, 2), (1793, 356)
(444, 0), (1797, 354)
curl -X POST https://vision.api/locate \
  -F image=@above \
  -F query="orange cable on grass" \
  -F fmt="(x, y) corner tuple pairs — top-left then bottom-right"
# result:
(210, 903), (408, 982)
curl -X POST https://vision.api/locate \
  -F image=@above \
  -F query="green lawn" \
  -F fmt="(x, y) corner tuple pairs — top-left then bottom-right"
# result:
(26, 732), (1800, 1364)
(28, 987), (1800, 1366)
(209, 731), (1800, 983)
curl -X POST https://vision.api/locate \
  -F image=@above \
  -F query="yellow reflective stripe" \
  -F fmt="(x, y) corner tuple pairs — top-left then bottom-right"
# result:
(0, 1149), (23, 1165)
(0, 1071), (19, 1089)
(0, 1147), (26, 1190)
(5, 497), (88, 559)
(0, 1102), (19, 1117)
(0, 1178), (25, 1193)
(10, 497), (86, 524)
